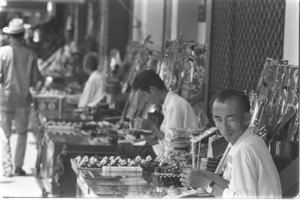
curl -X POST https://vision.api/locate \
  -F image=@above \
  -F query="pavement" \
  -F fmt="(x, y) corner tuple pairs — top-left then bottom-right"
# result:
(0, 131), (42, 198)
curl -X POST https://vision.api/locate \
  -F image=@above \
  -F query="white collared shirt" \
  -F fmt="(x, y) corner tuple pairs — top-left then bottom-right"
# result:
(152, 91), (198, 156)
(222, 128), (282, 198)
(78, 70), (107, 108)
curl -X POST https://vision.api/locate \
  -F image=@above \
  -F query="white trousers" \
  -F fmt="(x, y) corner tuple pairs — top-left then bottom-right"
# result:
(0, 107), (30, 172)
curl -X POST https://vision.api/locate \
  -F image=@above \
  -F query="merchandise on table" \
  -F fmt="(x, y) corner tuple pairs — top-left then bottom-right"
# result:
(152, 163), (183, 187)
(44, 120), (116, 137)
(73, 155), (154, 169)
(80, 170), (156, 198)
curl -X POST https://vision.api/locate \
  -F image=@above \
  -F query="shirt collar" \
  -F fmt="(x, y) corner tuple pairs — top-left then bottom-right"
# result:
(10, 40), (23, 46)
(230, 127), (251, 148)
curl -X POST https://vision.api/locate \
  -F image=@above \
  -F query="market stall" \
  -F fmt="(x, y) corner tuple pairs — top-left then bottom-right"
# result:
(59, 38), (219, 198)
(68, 52), (299, 198)
(35, 110), (119, 197)
(71, 153), (214, 198)
(33, 34), (298, 198)
(33, 39), (158, 197)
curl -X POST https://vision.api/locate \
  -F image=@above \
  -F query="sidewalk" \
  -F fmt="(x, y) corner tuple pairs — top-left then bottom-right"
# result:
(0, 131), (42, 197)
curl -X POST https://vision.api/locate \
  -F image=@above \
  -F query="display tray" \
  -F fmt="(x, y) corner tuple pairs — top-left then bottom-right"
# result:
(71, 159), (102, 171)
(79, 170), (149, 185)
(71, 159), (142, 172)
(129, 128), (152, 133)
(164, 188), (211, 198)
(102, 166), (142, 172)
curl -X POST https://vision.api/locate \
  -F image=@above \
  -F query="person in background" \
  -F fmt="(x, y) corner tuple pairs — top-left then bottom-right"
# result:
(117, 69), (199, 158)
(0, 31), (9, 47)
(77, 52), (107, 108)
(0, 18), (42, 177)
(180, 88), (281, 198)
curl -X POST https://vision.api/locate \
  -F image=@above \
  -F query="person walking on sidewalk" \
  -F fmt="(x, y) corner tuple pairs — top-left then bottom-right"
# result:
(0, 18), (41, 177)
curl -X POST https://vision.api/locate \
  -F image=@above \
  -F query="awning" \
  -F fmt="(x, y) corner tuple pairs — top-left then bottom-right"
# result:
(0, 0), (85, 12)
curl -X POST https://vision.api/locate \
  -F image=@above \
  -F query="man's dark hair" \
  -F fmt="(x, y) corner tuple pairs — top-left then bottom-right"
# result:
(132, 69), (166, 92)
(9, 32), (25, 40)
(210, 88), (250, 113)
(83, 52), (98, 72)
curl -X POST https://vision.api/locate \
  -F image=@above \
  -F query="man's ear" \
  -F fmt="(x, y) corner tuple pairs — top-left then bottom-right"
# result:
(243, 112), (251, 125)
(149, 86), (157, 94)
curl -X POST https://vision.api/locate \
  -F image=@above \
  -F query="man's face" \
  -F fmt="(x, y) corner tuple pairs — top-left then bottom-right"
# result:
(212, 98), (248, 145)
(138, 87), (160, 105)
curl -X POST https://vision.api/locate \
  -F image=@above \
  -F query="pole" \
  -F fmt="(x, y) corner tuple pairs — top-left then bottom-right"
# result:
(98, 0), (109, 71)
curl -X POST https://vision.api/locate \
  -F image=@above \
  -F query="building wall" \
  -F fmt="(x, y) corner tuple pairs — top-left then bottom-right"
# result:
(132, 0), (202, 51)
(283, 0), (299, 65)
(176, 0), (200, 41)
(131, 0), (298, 63)
(132, 0), (146, 42)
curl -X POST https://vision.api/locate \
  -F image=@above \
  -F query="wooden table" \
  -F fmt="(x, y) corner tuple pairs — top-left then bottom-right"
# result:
(35, 111), (118, 197)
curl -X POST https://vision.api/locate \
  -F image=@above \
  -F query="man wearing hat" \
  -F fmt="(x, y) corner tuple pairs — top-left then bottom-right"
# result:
(0, 18), (41, 177)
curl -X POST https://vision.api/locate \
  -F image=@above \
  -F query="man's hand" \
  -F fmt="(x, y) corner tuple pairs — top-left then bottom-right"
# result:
(145, 136), (158, 145)
(29, 87), (39, 98)
(180, 168), (211, 189)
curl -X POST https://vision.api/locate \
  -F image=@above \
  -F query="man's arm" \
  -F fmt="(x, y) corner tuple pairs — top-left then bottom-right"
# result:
(0, 59), (3, 84)
(180, 168), (229, 197)
(136, 118), (165, 140)
(31, 55), (43, 91)
(201, 170), (229, 197)
(150, 122), (165, 140)
(78, 79), (94, 108)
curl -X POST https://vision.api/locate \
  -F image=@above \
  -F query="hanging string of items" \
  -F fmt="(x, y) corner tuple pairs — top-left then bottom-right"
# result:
(119, 36), (161, 123)
(121, 36), (161, 94)
(156, 35), (208, 105)
(156, 35), (209, 128)
(249, 58), (299, 159)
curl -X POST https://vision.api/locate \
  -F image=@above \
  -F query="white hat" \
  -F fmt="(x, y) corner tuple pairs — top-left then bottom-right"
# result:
(2, 18), (31, 34)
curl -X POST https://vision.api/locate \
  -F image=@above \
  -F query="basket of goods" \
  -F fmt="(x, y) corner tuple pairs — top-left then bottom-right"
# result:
(152, 161), (183, 188)
(171, 152), (192, 164)
(169, 128), (192, 154)
(170, 137), (190, 149)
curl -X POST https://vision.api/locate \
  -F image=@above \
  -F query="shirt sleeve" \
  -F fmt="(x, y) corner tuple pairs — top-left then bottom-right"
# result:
(30, 53), (42, 87)
(0, 56), (3, 83)
(163, 103), (186, 141)
(223, 147), (258, 198)
(0, 49), (7, 84)
(78, 77), (97, 108)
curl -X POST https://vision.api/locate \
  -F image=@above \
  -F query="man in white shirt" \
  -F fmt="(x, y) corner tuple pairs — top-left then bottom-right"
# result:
(180, 88), (282, 198)
(78, 52), (107, 108)
(117, 69), (198, 158)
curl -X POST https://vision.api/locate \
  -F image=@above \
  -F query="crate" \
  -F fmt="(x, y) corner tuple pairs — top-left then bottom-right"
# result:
(34, 94), (66, 114)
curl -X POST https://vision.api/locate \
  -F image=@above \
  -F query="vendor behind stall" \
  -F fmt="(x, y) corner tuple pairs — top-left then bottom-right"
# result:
(117, 69), (199, 158)
(76, 52), (107, 108)
(180, 88), (281, 198)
